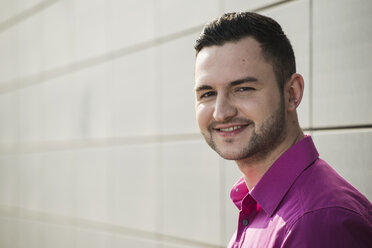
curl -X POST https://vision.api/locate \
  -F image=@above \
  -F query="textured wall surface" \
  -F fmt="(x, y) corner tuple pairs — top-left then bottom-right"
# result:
(0, 0), (371, 247)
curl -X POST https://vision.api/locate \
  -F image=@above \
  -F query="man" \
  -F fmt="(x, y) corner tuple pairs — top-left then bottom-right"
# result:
(194, 12), (372, 247)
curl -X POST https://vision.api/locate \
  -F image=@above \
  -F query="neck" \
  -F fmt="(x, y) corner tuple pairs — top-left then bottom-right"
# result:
(236, 128), (304, 191)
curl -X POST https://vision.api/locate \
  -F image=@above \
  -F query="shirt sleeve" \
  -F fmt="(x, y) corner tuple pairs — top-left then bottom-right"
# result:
(281, 207), (372, 248)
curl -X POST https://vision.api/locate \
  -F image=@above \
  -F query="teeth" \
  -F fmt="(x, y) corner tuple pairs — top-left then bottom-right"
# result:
(219, 126), (242, 132)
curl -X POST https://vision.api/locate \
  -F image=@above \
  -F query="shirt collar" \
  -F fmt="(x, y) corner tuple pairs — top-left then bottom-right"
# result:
(230, 135), (319, 216)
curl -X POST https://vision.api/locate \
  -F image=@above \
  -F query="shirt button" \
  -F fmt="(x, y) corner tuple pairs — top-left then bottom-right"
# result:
(242, 219), (249, 226)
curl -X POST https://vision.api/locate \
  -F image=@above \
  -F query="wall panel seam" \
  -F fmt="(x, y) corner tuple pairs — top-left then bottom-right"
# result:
(251, 0), (298, 12)
(309, 0), (314, 128)
(0, 133), (203, 155)
(0, 205), (224, 248)
(0, 25), (202, 96)
(0, 0), (61, 33)
(304, 125), (372, 132)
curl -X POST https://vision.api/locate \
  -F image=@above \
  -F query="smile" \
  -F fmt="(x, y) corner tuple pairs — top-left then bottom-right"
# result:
(218, 125), (244, 132)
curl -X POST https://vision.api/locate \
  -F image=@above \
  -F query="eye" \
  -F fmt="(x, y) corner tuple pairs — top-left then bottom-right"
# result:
(236, 87), (255, 92)
(199, 91), (216, 99)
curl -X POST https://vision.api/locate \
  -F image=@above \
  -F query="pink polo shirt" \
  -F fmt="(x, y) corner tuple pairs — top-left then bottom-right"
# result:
(228, 136), (372, 248)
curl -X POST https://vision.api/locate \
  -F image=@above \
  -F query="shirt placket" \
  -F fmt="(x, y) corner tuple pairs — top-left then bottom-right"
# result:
(233, 194), (258, 248)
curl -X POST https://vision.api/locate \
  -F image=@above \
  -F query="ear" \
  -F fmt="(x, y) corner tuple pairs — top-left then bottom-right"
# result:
(285, 73), (304, 112)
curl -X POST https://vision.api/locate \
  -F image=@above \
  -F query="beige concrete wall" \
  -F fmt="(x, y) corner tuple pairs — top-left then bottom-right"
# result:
(0, 0), (371, 247)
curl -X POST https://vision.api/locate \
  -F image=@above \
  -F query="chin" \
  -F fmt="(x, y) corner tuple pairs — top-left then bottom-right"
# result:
(216, 149), (247, 161)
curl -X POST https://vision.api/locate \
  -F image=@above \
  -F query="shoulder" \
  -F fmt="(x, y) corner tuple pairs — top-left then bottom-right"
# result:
(282, 207), (372, 248)
(292, 158), (371, 217)
(279, 158), (372, 247)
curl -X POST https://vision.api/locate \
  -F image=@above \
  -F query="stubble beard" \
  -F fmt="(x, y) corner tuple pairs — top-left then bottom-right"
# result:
(202, 96), (287, 161)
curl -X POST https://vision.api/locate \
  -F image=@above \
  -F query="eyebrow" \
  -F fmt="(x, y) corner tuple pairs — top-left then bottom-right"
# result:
(230, 76), (258, 86)
(194, 76), (258, 92)
(194, 84), (213, 92)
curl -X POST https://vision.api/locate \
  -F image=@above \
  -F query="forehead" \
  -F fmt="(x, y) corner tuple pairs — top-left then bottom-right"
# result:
(194, 37), (269, 87)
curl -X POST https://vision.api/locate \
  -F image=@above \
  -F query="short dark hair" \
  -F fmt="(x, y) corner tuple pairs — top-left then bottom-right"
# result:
(195, 12), (296, 90)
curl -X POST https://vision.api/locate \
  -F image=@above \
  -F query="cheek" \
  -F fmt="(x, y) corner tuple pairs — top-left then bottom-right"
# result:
(236, 98), (261, 118)
(237, 91), (280, 118)
(195, 104), (213, 129)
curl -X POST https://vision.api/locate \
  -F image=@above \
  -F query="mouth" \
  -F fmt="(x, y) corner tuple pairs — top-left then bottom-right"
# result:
(216, 125), (245, 132)
(213, 124), (250, 136)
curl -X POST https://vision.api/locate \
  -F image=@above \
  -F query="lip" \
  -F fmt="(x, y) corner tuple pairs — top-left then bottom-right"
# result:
(213, 124), (250, 137)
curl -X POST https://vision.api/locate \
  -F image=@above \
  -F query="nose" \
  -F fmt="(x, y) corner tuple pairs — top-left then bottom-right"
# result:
(213, 94), (237, 122)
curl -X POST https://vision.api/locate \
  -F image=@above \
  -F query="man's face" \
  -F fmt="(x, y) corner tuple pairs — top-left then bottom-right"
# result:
(194, 37), (287, 161)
